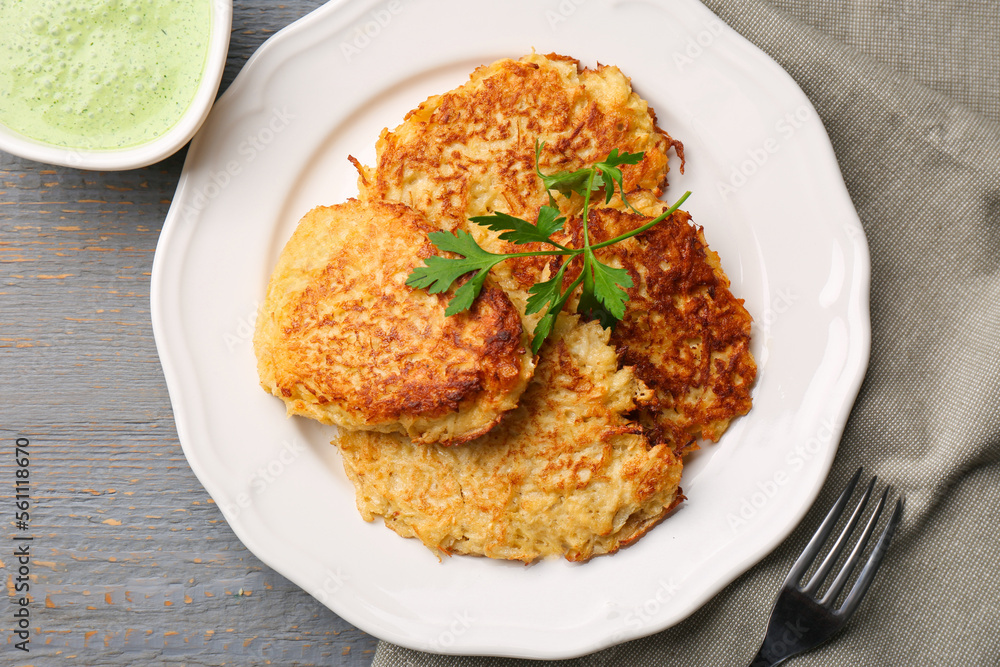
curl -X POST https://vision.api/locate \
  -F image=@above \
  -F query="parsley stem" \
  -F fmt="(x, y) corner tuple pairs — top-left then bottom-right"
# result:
(589, 190), (691, 251)
(552, 267), (586, 313)
(581, 169), (596, 250)
(503, 247), (577, 259)
(483, 189), (691, 266)
(542, 239), (573, 252)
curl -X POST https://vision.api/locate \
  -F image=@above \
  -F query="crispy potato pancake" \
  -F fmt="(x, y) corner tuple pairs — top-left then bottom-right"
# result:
(353, 52), (683, 314)
(254, 199), (535, 445)
(546, 197), (756, 451)
(335, 314), (684, 562)
(255, 51), (754, 562)
(356, 52), (680, 228)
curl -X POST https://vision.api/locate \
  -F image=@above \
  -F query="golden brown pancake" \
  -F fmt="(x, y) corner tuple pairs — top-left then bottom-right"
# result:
(532, 196), (756, 452)
(352, 52), (684, 316)
(356, 52), (680, 228)
(335, 314), (684, 562)
(253, 199), (535, 445)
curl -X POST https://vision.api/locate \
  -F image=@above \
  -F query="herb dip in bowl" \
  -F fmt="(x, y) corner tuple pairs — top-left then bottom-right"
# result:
(0, 0), (232, 170)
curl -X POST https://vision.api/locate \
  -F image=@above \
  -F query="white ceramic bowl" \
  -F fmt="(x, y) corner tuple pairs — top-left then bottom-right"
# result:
(0, 0), (232, 171)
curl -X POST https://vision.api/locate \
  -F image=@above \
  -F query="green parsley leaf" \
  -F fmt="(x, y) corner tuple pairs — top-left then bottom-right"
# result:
(599, 147), (644, 169)
(424, 229), (495, 260)
(599, 165), (622, 204)
(525, 261), (569, 316)
(540, 167), (593, 200)
(596, 149), (644, 208)
(586, 253), (633, 326)
(445, 268), (492, 316)
(405, 229), (502, 300)
(535, 140), (597, 200)
(530, 309), (559, 355)
(469, 205), (566, 247)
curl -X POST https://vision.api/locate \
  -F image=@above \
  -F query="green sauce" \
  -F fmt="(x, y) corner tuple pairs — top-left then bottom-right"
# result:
(0, 0), (212, 150)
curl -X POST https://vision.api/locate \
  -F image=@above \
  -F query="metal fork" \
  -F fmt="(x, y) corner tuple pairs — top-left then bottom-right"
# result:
(747, 468), (904, 667)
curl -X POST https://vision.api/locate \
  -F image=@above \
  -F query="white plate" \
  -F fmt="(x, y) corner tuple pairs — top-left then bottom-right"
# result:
(151, 0), (870, 659)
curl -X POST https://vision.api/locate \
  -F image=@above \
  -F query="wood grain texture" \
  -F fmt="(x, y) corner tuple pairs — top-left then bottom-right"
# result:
(0, 2), (377, 665)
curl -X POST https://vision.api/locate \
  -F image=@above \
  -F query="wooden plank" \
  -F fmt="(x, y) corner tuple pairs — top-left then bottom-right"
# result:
(0, 2), (376, 664)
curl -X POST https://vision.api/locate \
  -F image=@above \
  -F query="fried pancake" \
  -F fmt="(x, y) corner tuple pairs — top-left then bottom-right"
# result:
(266, 52), (754, 561)
(254, 199), (535, 445)
(353, 52), (683, 312)
(550, 198), (756, 451)
(335, 314), (684, 562)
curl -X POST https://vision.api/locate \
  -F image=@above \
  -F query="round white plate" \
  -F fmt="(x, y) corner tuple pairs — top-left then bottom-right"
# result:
(151, 0), (870, 659)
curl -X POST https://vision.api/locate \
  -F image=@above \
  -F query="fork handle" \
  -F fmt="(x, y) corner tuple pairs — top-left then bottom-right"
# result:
(747, 641), (790, 667)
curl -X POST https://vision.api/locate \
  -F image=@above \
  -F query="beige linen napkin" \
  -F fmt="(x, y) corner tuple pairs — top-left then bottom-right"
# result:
(373, 1), (1000, 664)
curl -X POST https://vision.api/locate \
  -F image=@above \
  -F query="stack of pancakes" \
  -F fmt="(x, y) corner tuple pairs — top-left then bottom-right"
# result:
(253, 53), (756, 562)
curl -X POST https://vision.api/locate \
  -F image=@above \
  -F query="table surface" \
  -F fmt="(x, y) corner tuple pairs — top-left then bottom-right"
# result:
(1, 2), (377, 665)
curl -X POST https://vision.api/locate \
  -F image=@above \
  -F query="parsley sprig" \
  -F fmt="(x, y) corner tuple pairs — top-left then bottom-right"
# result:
(406, 142), (691, 354)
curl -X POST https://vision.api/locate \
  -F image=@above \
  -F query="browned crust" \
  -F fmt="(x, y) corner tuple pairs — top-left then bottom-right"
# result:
(254, 199), (534, 444)
(362, 53), (681, 235)
(550, 206), (756, 451)
(569, 487), (687, 562)
(335, 315), (685, 563)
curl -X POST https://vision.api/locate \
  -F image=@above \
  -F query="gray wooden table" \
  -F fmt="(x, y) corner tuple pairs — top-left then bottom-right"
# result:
(1, 2), (376, 664)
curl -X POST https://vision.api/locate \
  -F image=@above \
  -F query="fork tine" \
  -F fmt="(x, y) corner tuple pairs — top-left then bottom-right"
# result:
(801, 475), (876, 596)
(785, 467), (864, 586)
(820, 484), (887, 605)
(837, 495), (904, 617)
